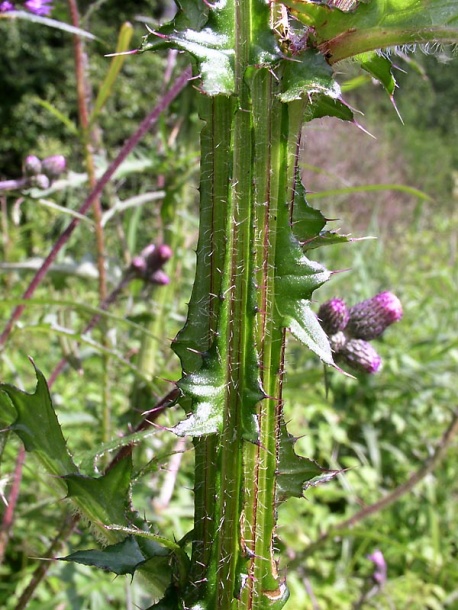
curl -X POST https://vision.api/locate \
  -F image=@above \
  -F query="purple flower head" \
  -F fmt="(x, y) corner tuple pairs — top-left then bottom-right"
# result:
(339, 338), (382, 374)
(318, 298), (350, 336)
(24, 0), (53, 16)
(0, 1), (15, 11)
(347, 291), (403, 341)
(367, 549), (387, 586)
(41, 155), (66, 179)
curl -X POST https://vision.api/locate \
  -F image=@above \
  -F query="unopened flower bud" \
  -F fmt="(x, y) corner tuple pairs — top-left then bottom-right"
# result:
(347, 291), (402, 340)
(329, 331), (347, 355)
(129, 243), (172, 284)
(30, 173), (50, 190)
(0, 2), (15, 12)
(318, 298), (349, 336)
(23, 155), (42, 177)
(130, 255), (147, 275)
(24, 0), (53, 16)
(41, 155), (66, 180)
(339, 338), (382, 374)
(150, 270), (170, 285)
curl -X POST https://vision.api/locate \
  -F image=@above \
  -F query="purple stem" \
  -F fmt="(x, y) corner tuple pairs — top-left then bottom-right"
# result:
(0, 65), (192, 349)
(0, 178), (29, 192)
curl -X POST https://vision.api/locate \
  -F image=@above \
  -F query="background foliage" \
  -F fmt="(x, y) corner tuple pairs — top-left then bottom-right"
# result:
(0, 1), (457, 608)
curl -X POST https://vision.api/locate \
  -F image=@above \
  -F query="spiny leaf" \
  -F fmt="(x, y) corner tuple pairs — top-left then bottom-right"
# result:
(274, 168), (335, 365)
(64, 456), (133, 528)
(356, 51), (397, 96)
(301, 230), (355, 251)
(139, 0), (279, 95)
(60, 535), (150, 576)
(282, 299), (334, 366)
(276, 421), (339, 502)
(291, 175), (327, 243)
(0, 363), (77, 483)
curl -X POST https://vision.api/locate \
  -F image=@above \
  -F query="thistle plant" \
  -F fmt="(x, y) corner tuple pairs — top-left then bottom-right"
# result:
(0, 1), (458, 610)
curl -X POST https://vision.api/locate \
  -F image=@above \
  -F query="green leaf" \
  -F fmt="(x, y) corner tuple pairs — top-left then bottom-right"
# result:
(285, 0), (458, 64)
(64, 456), (133, 527)
(0, 363), (77, 484)
(356, 51), (396, 95)
(34, 98), (79, 136)
(174, 352), (225, 436)
(61, 535), (150, 576)
(274, 169), (335, 366)
(301, 230), (354, 251)
(281, 299), (334, 366)
(291, 176), (327, 243)
(139, 0), (279, 95)
(1, 10), (97, 39)
(90, 22), (134, 124)
(139, 17), (235, 95)
(276, 421), (338, 502)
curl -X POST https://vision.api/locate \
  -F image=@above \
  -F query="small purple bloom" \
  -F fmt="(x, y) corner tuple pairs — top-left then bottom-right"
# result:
(367, 549), (387, 586)
(318, 298), (350, 336)
(23, 0), (53, 16)
(0, 1), (15, 11)
(347, 291), (403, 341)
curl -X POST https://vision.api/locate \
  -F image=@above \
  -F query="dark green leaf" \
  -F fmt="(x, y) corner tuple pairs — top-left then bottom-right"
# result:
(276, 421), (339, 502)
(0, 363), (77, 482)
(64, 456), (133, 527)
(60, 536), (149, 576)
(286, 0), (458, 64)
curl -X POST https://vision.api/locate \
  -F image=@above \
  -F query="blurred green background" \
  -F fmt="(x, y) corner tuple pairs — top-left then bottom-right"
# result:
(0, 2), (457, 608)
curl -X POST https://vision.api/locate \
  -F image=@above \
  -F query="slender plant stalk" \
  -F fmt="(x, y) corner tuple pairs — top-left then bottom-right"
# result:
(0, 445), (25, 564)
(68, 0), (113, 451)
(68, 0), (107, 302)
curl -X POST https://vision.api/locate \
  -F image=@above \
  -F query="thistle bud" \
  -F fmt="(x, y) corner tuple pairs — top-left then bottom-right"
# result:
(339, 338), (382, 374)
(367, 549), (387, 586)
(347, 291), (402, 340)
(0, 2), (15, 12)
(23, 155), (42, 177)
(24, 0), (54, 16)
(329, 331), (347, 355)
(41, 155), (66, 180)
(149, 270), (170, 285)
(318, 298), (349, 336)
(129, 243), (172, 284)
(30, 173), (50, 190)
